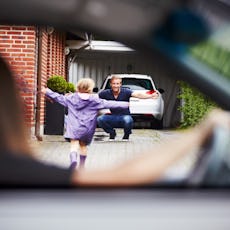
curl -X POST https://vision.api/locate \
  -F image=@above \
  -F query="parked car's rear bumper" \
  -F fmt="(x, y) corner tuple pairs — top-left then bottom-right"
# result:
(129, 96), (164, 120)
(131, 113), (163, 121)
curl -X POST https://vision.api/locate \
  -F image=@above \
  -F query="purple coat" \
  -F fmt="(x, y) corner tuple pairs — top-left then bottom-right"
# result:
(45, 89), (129, 144)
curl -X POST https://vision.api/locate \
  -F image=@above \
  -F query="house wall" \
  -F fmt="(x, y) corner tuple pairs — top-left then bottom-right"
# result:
(0, 25), (37, 129)
(47, 31), (66, 78)
(39, 28), (66, 128)
(0, 25), (67, 136)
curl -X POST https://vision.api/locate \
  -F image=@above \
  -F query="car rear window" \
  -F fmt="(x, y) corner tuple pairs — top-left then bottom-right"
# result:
(104, 78), (154, 90)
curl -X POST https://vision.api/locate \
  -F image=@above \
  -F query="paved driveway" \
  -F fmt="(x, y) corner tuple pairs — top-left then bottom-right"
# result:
(31, 128), (198, 179)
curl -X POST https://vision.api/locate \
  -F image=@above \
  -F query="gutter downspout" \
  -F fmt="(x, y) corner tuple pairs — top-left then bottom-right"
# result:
(35, 27), (43, 141)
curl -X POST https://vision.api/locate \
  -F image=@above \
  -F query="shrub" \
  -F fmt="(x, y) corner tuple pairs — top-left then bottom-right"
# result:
(47, 76), (67, 94)
(177, 81), (216, 129)
(177, 39), (229, 129)
(66, 82), (76, 93)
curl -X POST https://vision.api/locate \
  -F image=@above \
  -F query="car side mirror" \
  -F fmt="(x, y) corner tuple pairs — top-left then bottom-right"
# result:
(93, 87), (99, 93)
(158, 88), (164, 94)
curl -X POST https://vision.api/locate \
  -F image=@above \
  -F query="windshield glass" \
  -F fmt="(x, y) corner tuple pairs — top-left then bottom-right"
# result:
(190, 24), (230, 80)
(105, 78), (154, 90)
(1, 0), (230, 189)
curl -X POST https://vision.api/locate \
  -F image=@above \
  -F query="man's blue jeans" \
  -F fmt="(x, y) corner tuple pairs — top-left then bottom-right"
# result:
(97, 114), (133, 135)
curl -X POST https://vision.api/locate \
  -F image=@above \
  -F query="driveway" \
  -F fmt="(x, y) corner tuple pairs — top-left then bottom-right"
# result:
(31, 128), (198, 179)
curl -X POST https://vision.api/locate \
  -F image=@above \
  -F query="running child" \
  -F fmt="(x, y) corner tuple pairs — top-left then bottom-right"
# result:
(42, 78), (129, 169)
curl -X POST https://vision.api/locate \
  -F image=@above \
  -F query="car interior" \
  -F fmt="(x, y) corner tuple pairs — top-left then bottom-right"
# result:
(0, 0), (230, 229)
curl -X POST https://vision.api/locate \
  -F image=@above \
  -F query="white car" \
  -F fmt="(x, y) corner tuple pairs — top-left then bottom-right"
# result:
(99, 74), (164, 129)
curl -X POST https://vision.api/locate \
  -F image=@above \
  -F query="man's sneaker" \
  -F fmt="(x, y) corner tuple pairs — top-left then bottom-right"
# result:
(109, 131), (116, 140)
(122, 133), (130, 141)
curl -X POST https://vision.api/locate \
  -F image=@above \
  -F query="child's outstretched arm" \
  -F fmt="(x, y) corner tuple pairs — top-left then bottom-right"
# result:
(41, 87), (68, 107)
(98, 98), (129, 110)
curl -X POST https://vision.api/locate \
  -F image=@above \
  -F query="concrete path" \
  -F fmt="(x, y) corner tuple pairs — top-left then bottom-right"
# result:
(31, 128), (198, 179)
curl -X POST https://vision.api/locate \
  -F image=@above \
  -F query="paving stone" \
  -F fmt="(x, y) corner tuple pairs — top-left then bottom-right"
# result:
(31, 129), (197, 177)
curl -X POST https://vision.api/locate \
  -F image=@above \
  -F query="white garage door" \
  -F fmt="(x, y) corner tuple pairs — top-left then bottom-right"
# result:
(68, 50), (181, 128)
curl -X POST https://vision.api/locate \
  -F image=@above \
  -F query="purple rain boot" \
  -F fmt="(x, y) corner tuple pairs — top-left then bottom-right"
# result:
(79, 155), (87, 168)
(69, 151), (78, 170)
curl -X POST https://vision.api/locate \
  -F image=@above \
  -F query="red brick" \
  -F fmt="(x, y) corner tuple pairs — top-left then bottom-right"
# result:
(7, 31), (22, 35)
(23, 40), (35, 44)
(11, 26), (27, 30)
(23, 32), (35, 35)
(12, 36), (26, 39)
(22, 49), (34, 53)
(12, 44), (26, 48)
(0, 26), (12, 30)
(0, 35), (10, 39)
(7, 48), (22, 52)
(0, 40), (13, 43)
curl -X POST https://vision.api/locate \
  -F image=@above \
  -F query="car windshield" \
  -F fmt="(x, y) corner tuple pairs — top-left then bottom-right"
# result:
(105, 78), (154, 90)
(1, 0), (230, 190)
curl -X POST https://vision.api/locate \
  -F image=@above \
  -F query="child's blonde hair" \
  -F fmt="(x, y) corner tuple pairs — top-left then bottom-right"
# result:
(76, 78), (95, 93)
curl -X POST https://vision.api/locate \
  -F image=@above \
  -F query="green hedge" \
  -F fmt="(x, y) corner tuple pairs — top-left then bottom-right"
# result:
(177, 81), (216, 128)
(178, 41), (229, 128)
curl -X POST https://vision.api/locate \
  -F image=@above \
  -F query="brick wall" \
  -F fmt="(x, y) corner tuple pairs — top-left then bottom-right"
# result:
(37, 28), (48, 128)
(0, 25), (67, 136)
(0, 25), (37, 129)
(47, 31), (66, 77)
(39, 28), (66, 128)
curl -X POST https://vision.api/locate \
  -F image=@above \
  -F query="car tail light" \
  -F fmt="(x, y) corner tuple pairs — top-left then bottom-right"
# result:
(144, 114), (154, 117)
(146, 90), (156, 94)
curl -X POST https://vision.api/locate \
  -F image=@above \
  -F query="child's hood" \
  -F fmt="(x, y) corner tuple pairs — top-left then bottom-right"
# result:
(70, 92), (94, 109)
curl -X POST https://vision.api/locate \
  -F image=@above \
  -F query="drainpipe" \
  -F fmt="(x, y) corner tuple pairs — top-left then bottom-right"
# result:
(35, 27), (43, 141)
